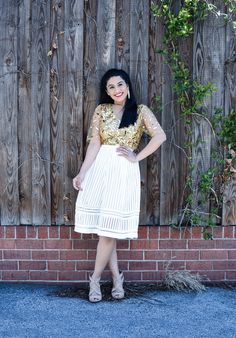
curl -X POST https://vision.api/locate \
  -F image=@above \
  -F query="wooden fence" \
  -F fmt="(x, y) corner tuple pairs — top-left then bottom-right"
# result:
(0, 0), (235, 226)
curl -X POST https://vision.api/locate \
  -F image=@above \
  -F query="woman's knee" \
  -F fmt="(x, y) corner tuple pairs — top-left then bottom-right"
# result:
(99, 236), (116, 245)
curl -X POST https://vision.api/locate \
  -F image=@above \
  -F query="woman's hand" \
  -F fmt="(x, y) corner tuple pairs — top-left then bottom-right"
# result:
(116, 146), (138, 163)
(73, 172), (86, 191)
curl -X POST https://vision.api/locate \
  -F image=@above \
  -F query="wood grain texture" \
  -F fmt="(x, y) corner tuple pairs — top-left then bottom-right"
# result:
(0, 1), (19, 225)
(63, 0), (84, 225)
(146, 0), (163, 225)
(115, 0), (130, 72)
(222, 9), (236, 225)
(50, 0), (65, 225)
(18, 0), (32, 225)
(96, 0), (116, 77)
(31, 0), (51, 225)
(129, 0), (149, 224)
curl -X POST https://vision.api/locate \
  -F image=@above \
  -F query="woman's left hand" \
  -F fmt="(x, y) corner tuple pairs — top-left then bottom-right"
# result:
(116, 146), (138, 163)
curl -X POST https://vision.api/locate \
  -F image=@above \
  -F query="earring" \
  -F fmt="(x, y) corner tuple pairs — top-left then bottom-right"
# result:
(127, 88), (130, 99)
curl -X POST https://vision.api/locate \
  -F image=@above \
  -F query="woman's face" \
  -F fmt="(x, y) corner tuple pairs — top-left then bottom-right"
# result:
(106, 76), (129, 105)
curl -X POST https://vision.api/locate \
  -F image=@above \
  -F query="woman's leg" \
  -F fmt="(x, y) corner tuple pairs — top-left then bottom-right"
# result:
(92, 236), (117, 280)
(108, 242), (120, 279)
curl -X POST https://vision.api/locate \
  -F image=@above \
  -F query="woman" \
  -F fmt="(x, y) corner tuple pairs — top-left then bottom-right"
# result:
(73, 68), (166, 302)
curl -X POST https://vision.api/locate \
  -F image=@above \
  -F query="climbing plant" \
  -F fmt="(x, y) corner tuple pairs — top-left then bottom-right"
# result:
(151, 0), (236, 238)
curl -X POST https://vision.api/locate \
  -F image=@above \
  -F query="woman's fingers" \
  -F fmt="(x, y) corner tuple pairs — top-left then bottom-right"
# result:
(116, 146), (137, 162)
(73, 177), (83, 191)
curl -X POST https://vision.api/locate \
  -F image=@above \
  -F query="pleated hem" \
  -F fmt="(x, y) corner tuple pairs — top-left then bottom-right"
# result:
(74, 226), (138, 240)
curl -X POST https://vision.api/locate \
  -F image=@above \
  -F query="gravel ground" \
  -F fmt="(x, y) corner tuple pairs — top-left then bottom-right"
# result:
(0, 283), (235, 338)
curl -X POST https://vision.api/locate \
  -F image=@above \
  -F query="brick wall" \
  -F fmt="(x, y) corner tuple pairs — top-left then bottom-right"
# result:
(0, 225), (235, 283)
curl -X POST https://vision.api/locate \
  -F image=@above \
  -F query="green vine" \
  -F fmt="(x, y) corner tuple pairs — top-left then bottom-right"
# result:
(151, 0), (236, 239)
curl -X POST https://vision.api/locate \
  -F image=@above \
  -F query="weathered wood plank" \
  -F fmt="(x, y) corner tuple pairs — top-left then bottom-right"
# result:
(96, 0), (116, 77)
(31, 0), (51, 225)
(18, 0), (32, 225)
(50, 0), (65, 225)
(115, 0), (130, 72)
(0, 1), (19, 225)
(146, 0), (163, 225)
(129, 0), (149, 224)
(83, 0), (98, 146)
(222, 9), (236, 225)
(63, 0), (84, 225)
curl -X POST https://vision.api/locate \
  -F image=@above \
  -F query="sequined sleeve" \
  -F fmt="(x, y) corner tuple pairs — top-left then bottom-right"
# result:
(86, 105), (101, 144)
(140, 104), (165, 138)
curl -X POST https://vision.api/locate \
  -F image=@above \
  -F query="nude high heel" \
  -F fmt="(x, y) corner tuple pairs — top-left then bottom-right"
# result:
(112, 271), (125, 299)
(89, 275), (102, 303)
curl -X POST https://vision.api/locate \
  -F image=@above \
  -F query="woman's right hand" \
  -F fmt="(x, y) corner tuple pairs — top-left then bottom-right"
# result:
(73, 172), (85, 191)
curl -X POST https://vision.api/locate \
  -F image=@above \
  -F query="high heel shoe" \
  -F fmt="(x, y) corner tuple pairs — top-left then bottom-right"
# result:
(112, 271), (125, 299)
(89, 275), (102, 303)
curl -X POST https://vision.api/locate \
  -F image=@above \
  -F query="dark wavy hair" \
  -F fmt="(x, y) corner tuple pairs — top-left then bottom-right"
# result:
(99, 68), (138, 128)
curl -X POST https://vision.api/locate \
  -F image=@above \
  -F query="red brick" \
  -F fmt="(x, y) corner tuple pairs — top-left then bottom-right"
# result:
(0, 227), (5, 238)
(3, 250), (31, 260)
(186, 261), (212, 270)
(213, 261), (236, 270)
(30, 271), (57, 281)
(228, 250), (236, 259)
(60, 226), (71, 239)
(0, 251), (2, 260)
(180, 227), (191, 239)
(71, 231), (81, 239)
(160, 227), (170, 238)
(142, 271), (164, 281)
(27, 226), (38, 238)
(32, 250), (59, 260)
(117, 240), (129, 250)
(138, 226), (148, 239)
(38, 227), (48, 239)
(188, 240), (215, 249)
(49, 226), (59, 239)
(58, 271), (86, 281)
(200, 250), (228, 260)
(170, 227), (181, 239)
(149, 226), (159, 239)
(16, 227), (26, 239)
(224, 227), (234, 238)
(130, 240), (158, 250)
(191, 227), (203, 239)
(73, 240), (97, 250)
(0, 240), (15, 249)
(117, 250), (143, 260)
(87, 250), (96, 260)
(123, 271), (142, 281)
(159, 240), (187, 249)
(129, 261), (156, 271)
(5, 227), (15, 239)
(15, 240), (43, 249)
(76, 261), (95, 270)
(2, 271), (29, 280)
(48, 261), (75, 271)
(119, 261), (129, 271)
(202, 271), (225, 281)
(81, 234), (93, 240)
(226, 271), (236, 280)
(19, 261), (46, 270)
(212, 227), (223, 239)
(159, 261), (186, 271)
(1, 261), (18, 270)
(60, 250), (87, 260)
(144, 250), (171, 261)
(171, 250), (199, 260)
(215, 240), (236, 249)
(45, 239), (72, 250)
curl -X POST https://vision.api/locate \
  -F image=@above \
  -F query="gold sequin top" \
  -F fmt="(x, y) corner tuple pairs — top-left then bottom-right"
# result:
(87, 103), (165, 150)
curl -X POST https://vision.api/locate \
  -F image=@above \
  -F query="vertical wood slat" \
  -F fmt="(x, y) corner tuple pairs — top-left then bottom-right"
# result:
(115, 0), (130, 72)
(31, 1), (51, 225)
(222, 10), (236, 225)
(0, 1), (19, 225)
(18, 0), (32, 225)
(146, 0), (163, 224)
(63, 0), (84, 225)
(96, 0), (116, 77)
(50, 0), (65, 225)
(129, 0), (149, 224)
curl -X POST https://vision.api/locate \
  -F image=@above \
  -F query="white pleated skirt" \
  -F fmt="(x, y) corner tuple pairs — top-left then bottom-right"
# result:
(74, 145), (141, 239)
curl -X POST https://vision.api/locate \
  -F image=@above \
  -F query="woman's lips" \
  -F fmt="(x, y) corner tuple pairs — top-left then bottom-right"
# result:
(114, 93), (123, 97)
